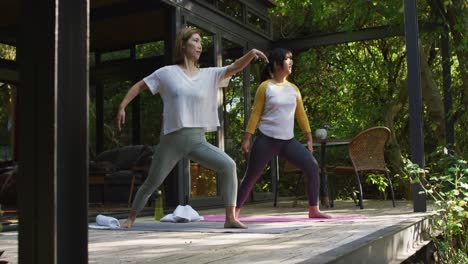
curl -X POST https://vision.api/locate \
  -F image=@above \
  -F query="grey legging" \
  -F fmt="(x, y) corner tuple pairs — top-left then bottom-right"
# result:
(132, 127), (238, 213)
(237, 131), (320, 207)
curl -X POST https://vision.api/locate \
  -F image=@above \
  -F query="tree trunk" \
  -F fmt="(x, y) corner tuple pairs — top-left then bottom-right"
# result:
(431, 0), (468, 123)
(384, 80), (410, 199)
(444, 1), (468, 113)
(419, 47), (446, 146)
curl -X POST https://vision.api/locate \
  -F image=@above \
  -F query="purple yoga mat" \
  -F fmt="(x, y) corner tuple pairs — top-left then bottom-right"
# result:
(203, 215), (367, 222)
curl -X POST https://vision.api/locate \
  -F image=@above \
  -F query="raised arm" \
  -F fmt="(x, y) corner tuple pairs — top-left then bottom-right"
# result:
(115, 80), (149, 131)
(224, 49), (268, 79)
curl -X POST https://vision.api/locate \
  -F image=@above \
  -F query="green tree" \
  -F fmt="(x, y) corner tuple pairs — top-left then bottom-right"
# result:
(269, 0), (467, 199)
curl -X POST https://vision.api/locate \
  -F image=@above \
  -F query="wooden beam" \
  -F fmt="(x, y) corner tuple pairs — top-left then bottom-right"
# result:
(0, 25), (17, 45)
(91, 56), (165, 82)
(273, 23), (441, 50)
(404, 0), (426, 212)
(90, 1), (165, 21)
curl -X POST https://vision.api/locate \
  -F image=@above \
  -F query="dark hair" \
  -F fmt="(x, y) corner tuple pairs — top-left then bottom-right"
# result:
(260, 48), (292, 82)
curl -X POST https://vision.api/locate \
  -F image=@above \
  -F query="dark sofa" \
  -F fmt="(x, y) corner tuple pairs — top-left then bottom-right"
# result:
(89, 145), (154, 204)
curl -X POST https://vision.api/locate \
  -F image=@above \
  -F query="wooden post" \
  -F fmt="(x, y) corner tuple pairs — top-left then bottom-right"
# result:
(403, 0), (426, 212)
(18, 1), (57, 262)
(56, 0), (89, 262)
(18, 0), (89, 263)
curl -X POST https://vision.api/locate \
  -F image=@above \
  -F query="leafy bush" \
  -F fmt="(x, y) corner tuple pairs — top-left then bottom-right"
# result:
(403, 147), (467, 263)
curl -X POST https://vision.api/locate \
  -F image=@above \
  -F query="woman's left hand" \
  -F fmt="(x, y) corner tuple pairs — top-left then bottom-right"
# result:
(304, 132), (314, 153)
(307, 139), (314, 153)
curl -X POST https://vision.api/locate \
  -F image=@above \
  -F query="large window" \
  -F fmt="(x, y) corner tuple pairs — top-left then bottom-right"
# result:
(90, 39), (166, 157)
(247, 10), (269, 32)
(136, 41), (165, 59)
(0, 43), (16, 61)
(222, 38), (246, 181)
(199, 0), (270, 36)
(100, 49), (131, 62)
(217, 0), (243, 22)
(0, 82), (15, 161)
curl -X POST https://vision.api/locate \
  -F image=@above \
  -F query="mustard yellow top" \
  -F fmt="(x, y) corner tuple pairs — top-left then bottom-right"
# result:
(246, 80), (311, 140)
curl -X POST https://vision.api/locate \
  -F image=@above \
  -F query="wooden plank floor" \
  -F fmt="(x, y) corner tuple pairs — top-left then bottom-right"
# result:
(0, 199), (432, 264)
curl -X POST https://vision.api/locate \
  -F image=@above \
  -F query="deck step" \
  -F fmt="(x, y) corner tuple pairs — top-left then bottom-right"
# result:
(311, 217), (432, 264)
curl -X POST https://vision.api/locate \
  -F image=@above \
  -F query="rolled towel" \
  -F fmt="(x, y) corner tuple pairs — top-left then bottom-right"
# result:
(96, 214), (120, 228)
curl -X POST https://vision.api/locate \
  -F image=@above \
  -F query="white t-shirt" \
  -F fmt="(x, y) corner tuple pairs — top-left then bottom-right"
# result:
(246, 80), (311, 140)
(143, 65), (230, 135)
(258, 81), (300, 140)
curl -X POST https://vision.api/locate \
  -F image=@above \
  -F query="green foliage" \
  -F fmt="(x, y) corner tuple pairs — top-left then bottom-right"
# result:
(136, 41), (165, 59)
(101, 49), (131, 62)
(292, 38), (406, 138)
(0, 44), (15, 60)
(269, 0), (467, 199)
(269, 0), (403, 38)
(403, 147), (468, 263)
(365, 173), (389, 197)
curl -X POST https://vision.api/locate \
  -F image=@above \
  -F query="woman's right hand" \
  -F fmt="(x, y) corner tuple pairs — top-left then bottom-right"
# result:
(114, 80), (148, 131)
(115, 108), (126, 131)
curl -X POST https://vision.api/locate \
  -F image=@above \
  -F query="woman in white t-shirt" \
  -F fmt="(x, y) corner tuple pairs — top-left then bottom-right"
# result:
(115, 27), (267, 229)
(236, 48), (331, 219)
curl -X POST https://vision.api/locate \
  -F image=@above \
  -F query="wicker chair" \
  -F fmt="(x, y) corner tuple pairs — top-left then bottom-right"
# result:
(331, 126), (396, 209)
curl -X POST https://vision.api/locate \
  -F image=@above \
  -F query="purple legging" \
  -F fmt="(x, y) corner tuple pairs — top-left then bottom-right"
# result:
(237, 131), (320, 207)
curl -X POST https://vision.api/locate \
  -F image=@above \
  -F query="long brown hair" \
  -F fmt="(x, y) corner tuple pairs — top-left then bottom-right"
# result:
(174, 27), (202, 64)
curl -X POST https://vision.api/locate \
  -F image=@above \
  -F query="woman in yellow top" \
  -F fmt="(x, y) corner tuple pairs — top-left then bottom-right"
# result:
(236, 48), (330, 219)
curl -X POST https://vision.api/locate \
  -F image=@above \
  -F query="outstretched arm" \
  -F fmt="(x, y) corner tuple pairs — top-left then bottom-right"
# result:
(224, 49), (268, 78)
(115, 80), (149, 131)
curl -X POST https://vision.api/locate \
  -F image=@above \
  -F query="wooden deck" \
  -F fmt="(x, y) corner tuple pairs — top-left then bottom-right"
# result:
(0, 199), (432, 264)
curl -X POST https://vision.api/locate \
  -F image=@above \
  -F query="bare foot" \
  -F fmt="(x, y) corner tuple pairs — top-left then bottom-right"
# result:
(308, 205), (332, 219)
(308, 211), (332, 218)
(121, 210), (137, 228)
(121, 218), (135, 228)
(224, 219), (248, 229)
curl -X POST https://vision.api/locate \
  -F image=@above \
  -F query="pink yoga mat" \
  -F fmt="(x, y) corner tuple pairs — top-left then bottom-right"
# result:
(203, 215), (367, 222)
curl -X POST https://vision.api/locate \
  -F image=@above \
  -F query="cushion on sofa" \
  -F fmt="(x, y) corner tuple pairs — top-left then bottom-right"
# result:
(114, 145), (147, 170)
